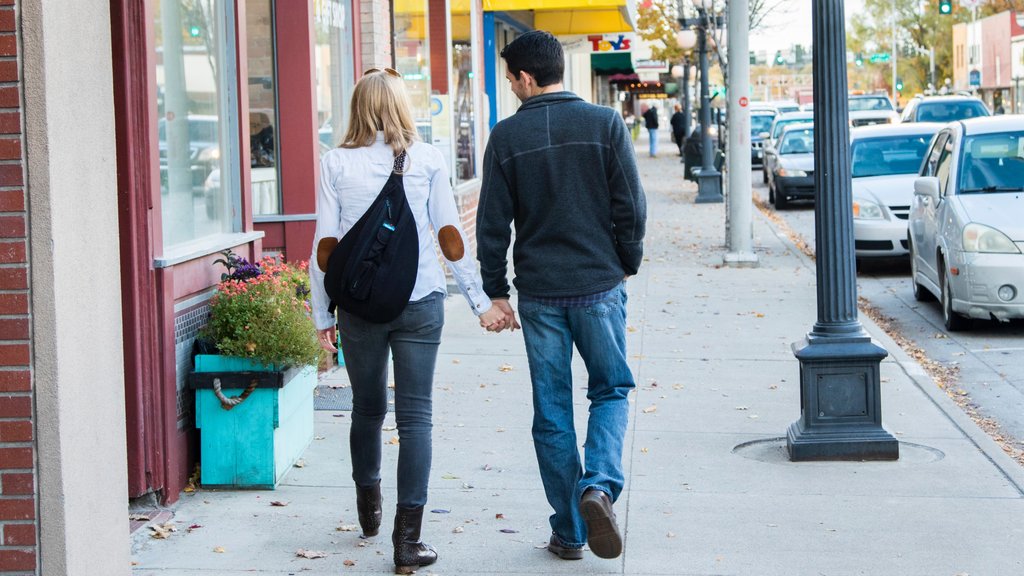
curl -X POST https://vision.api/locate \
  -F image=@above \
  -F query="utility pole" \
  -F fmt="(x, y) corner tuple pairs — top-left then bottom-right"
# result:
(724, 0), (757, 266)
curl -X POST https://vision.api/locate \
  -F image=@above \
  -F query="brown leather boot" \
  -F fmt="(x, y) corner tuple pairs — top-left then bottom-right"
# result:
(355, 481), (382, 537)
(392, 506), (437, 574)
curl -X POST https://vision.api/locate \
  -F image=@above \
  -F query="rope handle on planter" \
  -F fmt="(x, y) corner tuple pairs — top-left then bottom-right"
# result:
(212, 377), (259, 410)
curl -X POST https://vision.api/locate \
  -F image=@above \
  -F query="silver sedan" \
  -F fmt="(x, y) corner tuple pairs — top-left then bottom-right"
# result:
(908, 116), (1024, 330)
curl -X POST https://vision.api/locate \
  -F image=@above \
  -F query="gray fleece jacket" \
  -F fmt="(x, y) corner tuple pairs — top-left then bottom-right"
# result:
(477, 91), (646, 299)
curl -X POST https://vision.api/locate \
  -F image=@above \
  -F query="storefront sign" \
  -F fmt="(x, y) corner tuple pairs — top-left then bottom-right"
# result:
(315, 0), (346, 29)
(969, 69), (981, 87)
(633, 58), (669, 74)
(588, 34), (631, 52)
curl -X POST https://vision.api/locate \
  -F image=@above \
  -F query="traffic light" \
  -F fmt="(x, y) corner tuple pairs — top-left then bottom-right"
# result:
(855, 52), (864, 67)
(939, 0), (952, 14)
(774, 50), (785, 66)
(895, 78), (904, 91)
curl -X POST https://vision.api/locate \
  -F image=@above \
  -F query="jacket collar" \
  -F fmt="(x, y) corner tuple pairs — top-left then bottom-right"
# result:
(518, 91), (583, 112)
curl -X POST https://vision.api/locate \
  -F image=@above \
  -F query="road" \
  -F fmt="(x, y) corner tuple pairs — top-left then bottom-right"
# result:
(749, 171), (1024, 455)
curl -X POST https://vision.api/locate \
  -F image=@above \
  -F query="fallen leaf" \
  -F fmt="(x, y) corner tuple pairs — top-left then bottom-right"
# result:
(294, 459), (306, 468)
(642, 405), (657, 414)
(452, 526), (465, 534)
(495, 513), (505, 519)
(213, 546), (226, 553)
(296, 549), (328, 559)
(388, 436), (400, 445)
(441, 474), (459, 480)
(270, 501), (289, 507)
(343, 559), (356, 566)
(735, 406), (749, 411)
(499, 528), (519, 533)
(641, 447), (649, 454)
(187, 524), (202, 532)
(498, 363), (513, 372)
(667, 531), (676, 538)
(129, 514), (151, 522)
(336, 525), (359, 532)
(430, 509), (451, 514)
(452, 359), (461, 364)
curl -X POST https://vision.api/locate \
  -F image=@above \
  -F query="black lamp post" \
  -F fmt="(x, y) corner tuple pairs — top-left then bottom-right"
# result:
(679, 1), (723, 203)
(786, 0), (899, 461)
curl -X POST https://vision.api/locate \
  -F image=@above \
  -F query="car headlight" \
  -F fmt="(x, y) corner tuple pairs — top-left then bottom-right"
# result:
(962, 223), (1021, 253)
(197, 147), (221, 163)
(777, 167), (807, 177)
(853, 198), (885, 220)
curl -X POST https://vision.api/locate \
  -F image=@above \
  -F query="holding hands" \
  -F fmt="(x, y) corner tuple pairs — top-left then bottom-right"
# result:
(479, 299), (521, 333)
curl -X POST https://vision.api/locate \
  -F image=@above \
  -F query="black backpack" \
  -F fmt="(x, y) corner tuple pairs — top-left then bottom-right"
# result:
(324, 150), (419, 323)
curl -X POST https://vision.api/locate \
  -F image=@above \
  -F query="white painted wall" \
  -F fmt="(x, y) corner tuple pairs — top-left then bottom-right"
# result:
(22, 0), (130, 574)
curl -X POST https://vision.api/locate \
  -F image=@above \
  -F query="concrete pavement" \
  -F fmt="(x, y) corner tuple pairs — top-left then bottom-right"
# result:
(130, 129), (1024, 575)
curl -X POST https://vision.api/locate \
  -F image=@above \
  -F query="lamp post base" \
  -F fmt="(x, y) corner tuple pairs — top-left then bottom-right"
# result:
(695, 168), (723, 203)
(786, 335), (899, 462)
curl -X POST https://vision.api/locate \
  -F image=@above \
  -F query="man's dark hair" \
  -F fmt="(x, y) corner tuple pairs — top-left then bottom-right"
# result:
(500, 30), (564, 87)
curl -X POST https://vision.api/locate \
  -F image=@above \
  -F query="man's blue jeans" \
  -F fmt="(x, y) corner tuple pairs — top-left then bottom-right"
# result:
(517, 284), (635, 548)
(648, 128), (658, 157)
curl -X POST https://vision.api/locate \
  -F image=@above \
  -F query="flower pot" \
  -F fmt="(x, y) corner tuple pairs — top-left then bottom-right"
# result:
(189, 354), (316, 488)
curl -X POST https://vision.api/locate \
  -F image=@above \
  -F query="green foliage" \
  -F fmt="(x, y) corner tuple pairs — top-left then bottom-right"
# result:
(201, 253), (320, 368)
(636, 0), (684, 64)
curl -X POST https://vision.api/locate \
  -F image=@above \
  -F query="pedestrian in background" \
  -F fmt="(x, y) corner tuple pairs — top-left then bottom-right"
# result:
(642, 103), (659, 157)
(477, 30), (646, 561)
(623, 109), (638, 142)
(309, 67), (506, 575)
(670, 103), (686, 157)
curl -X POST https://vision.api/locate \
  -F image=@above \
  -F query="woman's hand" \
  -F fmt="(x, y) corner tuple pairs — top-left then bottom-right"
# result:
(318, 328), (338, 353)
(479, 305), (515, 333)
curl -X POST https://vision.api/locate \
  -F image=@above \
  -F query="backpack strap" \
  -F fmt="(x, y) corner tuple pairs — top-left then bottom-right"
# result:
(393, 150), (409, 174)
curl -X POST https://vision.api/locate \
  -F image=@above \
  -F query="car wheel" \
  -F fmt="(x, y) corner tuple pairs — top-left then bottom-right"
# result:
(908, 237), (934, 302)
(941, 266), (969, 331)
(774, 184), (788, 210)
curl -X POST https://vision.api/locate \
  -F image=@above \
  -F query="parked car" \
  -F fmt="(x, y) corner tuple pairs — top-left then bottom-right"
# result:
(750, 110), (776, 168)
(767, 100), (801, 115)
(899, 95), (990, 123)
(762, 111), (814, 183)
(158, 114), (221, 189)
(848, 94), (899, 127)
(850, 122), (943, 261)
(908, 116), (1024, 330)
(766, 123), (814, 209)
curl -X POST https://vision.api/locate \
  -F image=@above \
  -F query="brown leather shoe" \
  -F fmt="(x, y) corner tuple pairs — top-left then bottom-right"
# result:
(580, 489), (622, 559)
(546, 533), (583, 560)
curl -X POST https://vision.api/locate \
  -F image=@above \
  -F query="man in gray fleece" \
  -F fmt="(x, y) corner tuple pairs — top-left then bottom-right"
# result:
(477, 30), (646, 561)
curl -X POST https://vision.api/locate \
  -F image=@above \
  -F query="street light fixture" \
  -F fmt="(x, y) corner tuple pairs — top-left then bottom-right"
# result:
(679, 0), (723, 203)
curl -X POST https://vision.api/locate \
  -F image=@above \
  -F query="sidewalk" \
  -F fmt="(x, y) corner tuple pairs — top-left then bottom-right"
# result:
(131, 130), (1024, 575)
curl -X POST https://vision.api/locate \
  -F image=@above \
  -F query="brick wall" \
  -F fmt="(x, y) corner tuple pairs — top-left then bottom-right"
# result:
(0, 0), (34, 573)
(359, 0), (392, 69)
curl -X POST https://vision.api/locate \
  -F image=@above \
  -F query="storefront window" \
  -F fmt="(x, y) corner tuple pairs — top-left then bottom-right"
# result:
(452, 44), (475, 183)
(314, 0), (356, 152)
(155, 0), (240, 248)
(393, 0), (431, 143)
(246, 0), (280, 215)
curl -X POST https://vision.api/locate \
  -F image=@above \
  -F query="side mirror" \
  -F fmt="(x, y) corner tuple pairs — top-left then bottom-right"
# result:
(914, 176), (940, 201)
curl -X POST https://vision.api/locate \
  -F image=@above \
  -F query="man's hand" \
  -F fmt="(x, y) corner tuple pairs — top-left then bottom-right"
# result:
(317, 328), (338, 353)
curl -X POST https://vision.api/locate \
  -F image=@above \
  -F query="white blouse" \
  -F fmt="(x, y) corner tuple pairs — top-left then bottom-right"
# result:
(309, 133), (492, 330)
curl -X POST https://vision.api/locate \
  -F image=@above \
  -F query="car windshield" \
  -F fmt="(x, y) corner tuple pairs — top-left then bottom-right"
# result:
(775, 104), (800, 114)
(772, 118), (809, 140)
(779, 128), (814, 154)
(851, 134), (932, 178)
(751, 114), (774, 135)
(916, 101), (989, 122)
(958, 131), (1024, 193)
(848, 97), (893, 112)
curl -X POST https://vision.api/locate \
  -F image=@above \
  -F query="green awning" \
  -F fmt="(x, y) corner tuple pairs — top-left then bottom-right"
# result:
(591, 52), (633, 75)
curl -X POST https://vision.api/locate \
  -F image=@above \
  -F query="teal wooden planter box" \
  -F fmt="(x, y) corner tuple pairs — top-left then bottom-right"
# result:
(190, 355), (316, 489)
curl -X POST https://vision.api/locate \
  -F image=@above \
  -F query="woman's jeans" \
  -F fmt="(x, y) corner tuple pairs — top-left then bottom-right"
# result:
(337, 292), (444, 509)
(517, 283), (635, 548)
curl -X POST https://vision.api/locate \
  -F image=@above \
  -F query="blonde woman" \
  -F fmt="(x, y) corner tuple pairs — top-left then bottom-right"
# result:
(310, 67), (509, 574)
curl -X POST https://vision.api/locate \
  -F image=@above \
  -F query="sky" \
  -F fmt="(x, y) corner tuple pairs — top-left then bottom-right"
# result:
(749, 0), (865, 55)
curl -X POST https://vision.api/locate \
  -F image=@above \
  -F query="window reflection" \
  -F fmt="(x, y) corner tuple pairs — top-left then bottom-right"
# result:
(246, 0), (280, 215)
(393, 0), (431, 143)
(314, 0), (355, 151)
(155, 0), (237, 247)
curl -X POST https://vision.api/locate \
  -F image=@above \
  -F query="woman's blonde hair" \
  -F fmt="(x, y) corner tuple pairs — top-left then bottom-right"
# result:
(340, 70), (418, 156)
